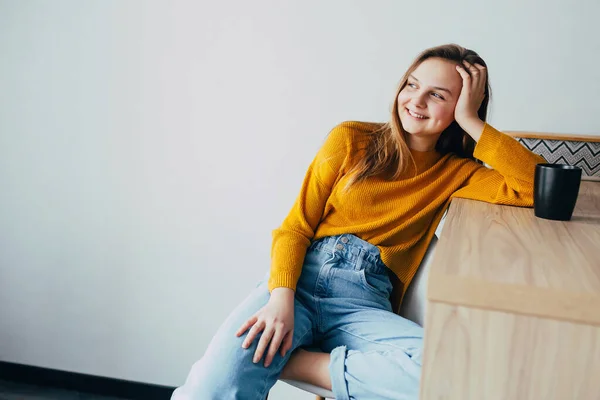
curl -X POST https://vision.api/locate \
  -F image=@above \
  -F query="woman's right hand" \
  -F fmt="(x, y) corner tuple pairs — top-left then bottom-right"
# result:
(236, 287), (295, 368)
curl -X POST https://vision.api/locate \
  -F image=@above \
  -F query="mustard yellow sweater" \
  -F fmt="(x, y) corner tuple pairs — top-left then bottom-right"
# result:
(269, 121), (545, 303)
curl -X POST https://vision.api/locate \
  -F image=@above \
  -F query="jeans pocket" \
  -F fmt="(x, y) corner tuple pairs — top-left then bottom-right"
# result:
(359, 269), (393, 298)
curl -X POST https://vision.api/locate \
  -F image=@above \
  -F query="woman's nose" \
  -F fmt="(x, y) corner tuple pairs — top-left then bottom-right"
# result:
(411, 93), (427, 108)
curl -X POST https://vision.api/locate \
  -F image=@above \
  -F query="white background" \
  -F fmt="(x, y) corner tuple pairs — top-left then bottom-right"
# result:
(1, 0), (599, 398)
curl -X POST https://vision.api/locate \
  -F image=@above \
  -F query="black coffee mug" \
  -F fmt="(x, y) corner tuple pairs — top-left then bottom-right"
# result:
(534, 163), (582, 221)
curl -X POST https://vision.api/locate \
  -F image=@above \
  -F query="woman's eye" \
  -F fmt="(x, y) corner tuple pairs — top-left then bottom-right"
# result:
(408, 83), (417, 89)
(431, 92), (444, 100)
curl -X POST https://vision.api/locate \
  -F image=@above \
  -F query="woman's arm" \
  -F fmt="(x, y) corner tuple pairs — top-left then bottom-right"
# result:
(269, 124), (351, 292)
(451, 62), (545, 206)
(452, 123), (546, 206)
(237, 123), (351, 368)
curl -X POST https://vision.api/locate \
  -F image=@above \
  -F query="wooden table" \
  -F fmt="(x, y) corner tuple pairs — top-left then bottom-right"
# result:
(421, 181), (600, 399)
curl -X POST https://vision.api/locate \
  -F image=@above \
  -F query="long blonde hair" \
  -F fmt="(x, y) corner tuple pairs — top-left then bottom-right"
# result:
(345, 44), (491, 189)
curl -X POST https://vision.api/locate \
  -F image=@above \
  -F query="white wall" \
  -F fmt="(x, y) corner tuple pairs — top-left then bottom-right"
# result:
(1, 0), (599, 397)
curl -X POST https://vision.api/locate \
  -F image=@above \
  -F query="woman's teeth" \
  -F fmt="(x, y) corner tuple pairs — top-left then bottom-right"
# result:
(407, 109), (426, 119)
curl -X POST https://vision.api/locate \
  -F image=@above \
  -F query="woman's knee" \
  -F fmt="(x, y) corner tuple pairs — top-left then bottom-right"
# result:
(172, 285), (273, 398)
(172, 343), (268, 400)
(171, 357), (231, 399)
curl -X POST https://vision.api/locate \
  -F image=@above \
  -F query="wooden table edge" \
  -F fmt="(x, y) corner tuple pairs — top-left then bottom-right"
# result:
(427, 272), (600, 326)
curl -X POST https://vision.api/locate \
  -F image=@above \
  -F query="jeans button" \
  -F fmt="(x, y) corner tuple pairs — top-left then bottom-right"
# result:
(335, 244), (344, 250)
(340, 237), (349, 244)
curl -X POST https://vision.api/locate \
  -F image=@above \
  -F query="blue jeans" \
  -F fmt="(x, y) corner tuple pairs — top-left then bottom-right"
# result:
(171, 234), (423, 400)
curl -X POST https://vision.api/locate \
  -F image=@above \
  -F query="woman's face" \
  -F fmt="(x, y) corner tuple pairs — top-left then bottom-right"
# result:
(397, 57), (463, 150)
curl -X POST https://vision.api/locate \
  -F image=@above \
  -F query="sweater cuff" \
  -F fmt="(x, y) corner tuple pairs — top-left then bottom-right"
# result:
(268, 232), (310, 292)
(268, 273), (298, 292)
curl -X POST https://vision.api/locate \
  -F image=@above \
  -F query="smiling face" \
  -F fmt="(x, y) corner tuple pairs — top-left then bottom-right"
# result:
(397, 57), (463, 151)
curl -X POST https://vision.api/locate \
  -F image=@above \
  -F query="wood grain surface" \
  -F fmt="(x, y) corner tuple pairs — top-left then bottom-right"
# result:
(505, 131), (600, 142)
(421, 302), (600, 400)
(427, 181), (600, 325)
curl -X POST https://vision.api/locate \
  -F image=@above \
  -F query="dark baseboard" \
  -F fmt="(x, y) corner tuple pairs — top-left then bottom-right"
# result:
(0, 361), (176, 399)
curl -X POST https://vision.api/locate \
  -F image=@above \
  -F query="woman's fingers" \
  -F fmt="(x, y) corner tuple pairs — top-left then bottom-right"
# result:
(475, 64), (487, 93)
(469, 63), (486, 101)
(455, 64), (471, 88)
(456, 63), (468, 76)
(237, 296), (296, 367)
(280, 331), (294, 357)
(253, 326), (275, 364)
(463, 61), (479, 76)
(236, 315), (257, 337)
(458, 61), (486, 100)
(464, 62), (481, 90)
(264, 328), (286, 367)
(242, 319), (265, 349)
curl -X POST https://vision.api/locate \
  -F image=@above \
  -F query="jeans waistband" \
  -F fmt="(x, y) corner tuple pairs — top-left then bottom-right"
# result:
(309, 234), (387, 274)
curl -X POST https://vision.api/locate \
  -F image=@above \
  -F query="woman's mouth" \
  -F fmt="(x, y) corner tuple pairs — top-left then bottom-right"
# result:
(406, 108), (428, 120)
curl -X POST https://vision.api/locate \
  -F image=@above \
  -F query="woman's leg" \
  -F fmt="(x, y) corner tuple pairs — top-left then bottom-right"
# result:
(282, 310), (422, 400)
(303, 234), (424, 400)
(171, 279), (315, 400)
(280, 348), (332, 390)
(321, 308), (423, 400)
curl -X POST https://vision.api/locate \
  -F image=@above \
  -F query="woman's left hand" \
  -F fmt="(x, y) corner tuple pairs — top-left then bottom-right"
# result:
(454, 61), (486, 128)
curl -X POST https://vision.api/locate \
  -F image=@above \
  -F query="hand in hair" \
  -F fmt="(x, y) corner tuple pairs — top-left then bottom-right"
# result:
(454, 61), (487, 141)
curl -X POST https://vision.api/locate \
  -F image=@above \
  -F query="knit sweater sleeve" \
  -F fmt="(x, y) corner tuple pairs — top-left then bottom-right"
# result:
(451, 123), (546, 206)
(268, 124), (351, 292)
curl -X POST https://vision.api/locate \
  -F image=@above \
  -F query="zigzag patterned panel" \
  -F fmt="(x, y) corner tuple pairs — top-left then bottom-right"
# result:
(517, 138), (600, 179)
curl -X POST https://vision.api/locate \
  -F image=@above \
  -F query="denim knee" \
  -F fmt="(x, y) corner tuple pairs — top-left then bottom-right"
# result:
(171, 344), (276, 400)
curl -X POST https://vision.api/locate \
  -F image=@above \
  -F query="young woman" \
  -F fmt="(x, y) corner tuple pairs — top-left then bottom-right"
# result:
(172, 44), (545, 400)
